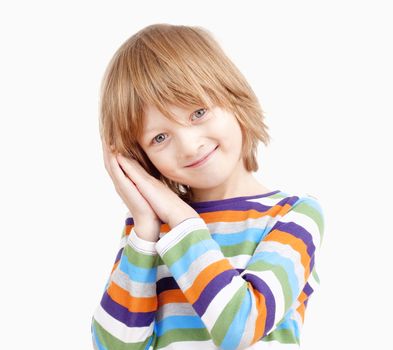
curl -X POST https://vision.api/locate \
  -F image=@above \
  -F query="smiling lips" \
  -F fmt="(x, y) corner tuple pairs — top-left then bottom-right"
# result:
(186, 146), (218, 168)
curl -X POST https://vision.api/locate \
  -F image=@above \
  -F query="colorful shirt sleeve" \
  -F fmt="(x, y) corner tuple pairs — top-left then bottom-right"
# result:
(155, 195), (324, 350)
(91, 211), (159, 350)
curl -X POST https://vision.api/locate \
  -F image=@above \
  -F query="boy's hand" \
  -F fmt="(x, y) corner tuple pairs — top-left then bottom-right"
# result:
(101, 139), (162, 241)
(114, 151), (200, 229)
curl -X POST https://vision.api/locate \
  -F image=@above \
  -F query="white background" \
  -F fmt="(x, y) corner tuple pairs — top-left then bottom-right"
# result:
(1, 0), (392, 349)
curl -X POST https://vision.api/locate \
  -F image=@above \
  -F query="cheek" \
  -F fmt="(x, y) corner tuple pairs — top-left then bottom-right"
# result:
(148, 152), (176, 176)
(216, 121), (243, 149)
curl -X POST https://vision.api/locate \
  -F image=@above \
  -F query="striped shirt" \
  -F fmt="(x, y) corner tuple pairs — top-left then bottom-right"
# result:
(91, 190), (324, 349)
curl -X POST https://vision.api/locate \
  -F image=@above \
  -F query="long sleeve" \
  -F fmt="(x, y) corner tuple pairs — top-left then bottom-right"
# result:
(155, 195), (324, 350)
(91, 212), (159, 350)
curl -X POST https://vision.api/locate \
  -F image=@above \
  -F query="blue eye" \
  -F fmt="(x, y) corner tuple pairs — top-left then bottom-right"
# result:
(152, 133), (167, 144)
(191, 108), (207, 121)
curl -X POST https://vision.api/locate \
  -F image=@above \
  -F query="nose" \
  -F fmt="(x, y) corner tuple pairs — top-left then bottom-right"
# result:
(175, 127), (206, 163)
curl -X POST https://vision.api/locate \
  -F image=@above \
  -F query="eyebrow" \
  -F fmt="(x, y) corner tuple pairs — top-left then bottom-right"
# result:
(143, 104), (205, 137)
(144, 116), (191, 135)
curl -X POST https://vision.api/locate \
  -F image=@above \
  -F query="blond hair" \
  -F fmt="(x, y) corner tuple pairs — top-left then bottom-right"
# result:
(99, 23), (271, 202)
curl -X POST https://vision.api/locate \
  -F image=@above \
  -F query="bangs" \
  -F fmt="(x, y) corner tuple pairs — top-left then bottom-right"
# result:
(121, 25), (230, 123)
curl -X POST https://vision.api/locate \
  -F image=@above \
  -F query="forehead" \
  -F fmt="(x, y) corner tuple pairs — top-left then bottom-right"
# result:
(144, 103), (188, 120)
(142, 104), (192, 131)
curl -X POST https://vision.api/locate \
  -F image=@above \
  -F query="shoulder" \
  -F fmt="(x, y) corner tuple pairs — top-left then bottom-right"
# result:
(280, 192), (325, 248)
(275, 191), (324, 217)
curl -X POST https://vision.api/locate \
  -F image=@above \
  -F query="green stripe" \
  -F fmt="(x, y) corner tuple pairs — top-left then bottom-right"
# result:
(210, 283), (247, 346)
(156, 328), (211, 348)
(271, 192), (286, 199)
(262, 327), (299, 344)
(123, 244), (158, 268)
(156, 240), (257, 265)
(220, 240), (257, 257)
(161, 228), (211, 266)
(293, 199), (325, 242)
(92, 319), (153, 349)
(312, 268), (320, 284)
(246, 260), (292, 311)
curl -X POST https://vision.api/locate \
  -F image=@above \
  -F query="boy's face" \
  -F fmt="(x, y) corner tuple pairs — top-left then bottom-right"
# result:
(138, 103), (247, 200)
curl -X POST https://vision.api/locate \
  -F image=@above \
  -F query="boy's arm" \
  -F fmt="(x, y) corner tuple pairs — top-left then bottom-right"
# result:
(155, 195), (324, 350)
(91, 212), (159, 350)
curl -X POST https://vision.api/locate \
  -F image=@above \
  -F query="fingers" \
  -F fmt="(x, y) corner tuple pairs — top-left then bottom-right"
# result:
(101, 140), (131, 190)
(116, 153), (149, 186)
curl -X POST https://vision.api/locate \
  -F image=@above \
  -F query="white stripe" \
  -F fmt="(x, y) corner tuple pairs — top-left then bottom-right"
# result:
(246, 339), (300, 349)
(93, 304), (154, 343)
(237, 286), (259, 349)
(111, 268), (156, 298)
(157, 340), (218, 350)
(156, 217), (206, 255)
(128, 228), (158, 255)
(227, 254), (253, 268)
(201, 277), (245, 327)
(291, 309), (303, 332)
(307, 268), (320, 292)
(247, 196), (286, 207)
(204, 215), (274, 235)
(157, 264), (172, 280)
(155, 302), (196, 322)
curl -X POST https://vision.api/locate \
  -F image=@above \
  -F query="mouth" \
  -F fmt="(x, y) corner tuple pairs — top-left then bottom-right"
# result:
(185, 145), (218, 168)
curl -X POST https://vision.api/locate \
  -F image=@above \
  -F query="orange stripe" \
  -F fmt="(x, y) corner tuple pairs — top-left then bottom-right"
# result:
(265, 230), (311, 279)
(124, 225), (131, 237)
(107, 281), (157, 312)
(127, 203), (294, 236)
(157, 203), (292, 234)
(158, 289), (188, 305)
(297, 291), (308, 305)
(248, 282), (268, 343)
(296, 303), (305, 323)
(184, 259), (233, 304)
(110, 260), (120, 274)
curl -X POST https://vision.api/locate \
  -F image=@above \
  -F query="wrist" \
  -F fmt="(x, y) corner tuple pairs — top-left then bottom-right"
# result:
(168, 207), (200, 228)
(133, 220), (161, 242)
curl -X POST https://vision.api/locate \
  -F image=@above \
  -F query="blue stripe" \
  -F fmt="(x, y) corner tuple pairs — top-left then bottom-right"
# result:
(119, 254), (157, 283)
(169, 239), (220, 280)
(277, 317), (300, 339)
(248, 251), (300, 298)
(211, 227), (270, 246)
(300, 196), (323, 214)
(156, 315), (205, 336)
(221, 287), (251, 349)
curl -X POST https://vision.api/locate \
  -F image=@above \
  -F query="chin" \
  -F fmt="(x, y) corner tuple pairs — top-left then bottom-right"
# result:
(187, 176), (227, 189)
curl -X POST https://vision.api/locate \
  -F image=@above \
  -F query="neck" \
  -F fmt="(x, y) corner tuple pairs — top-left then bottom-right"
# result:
(190, 171), (271, 202)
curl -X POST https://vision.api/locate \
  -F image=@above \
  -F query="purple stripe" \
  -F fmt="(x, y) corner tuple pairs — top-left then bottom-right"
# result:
(283, 196), (301, 207)
(189, 195), (300, 221)
(100, 291), (154, 327)
(114, 248), (123, 265)
(242, 273), (276, 336)
(310, 255), (315, 272)
(156, 277), (179, 294)
(303, 282), (314, 296)
(192, 201), (273, 215)
(188, 190), (282, 209)
(193, 269), (239, 316)
(273, 221), (316, 259)
(125, 217), (135, 226)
